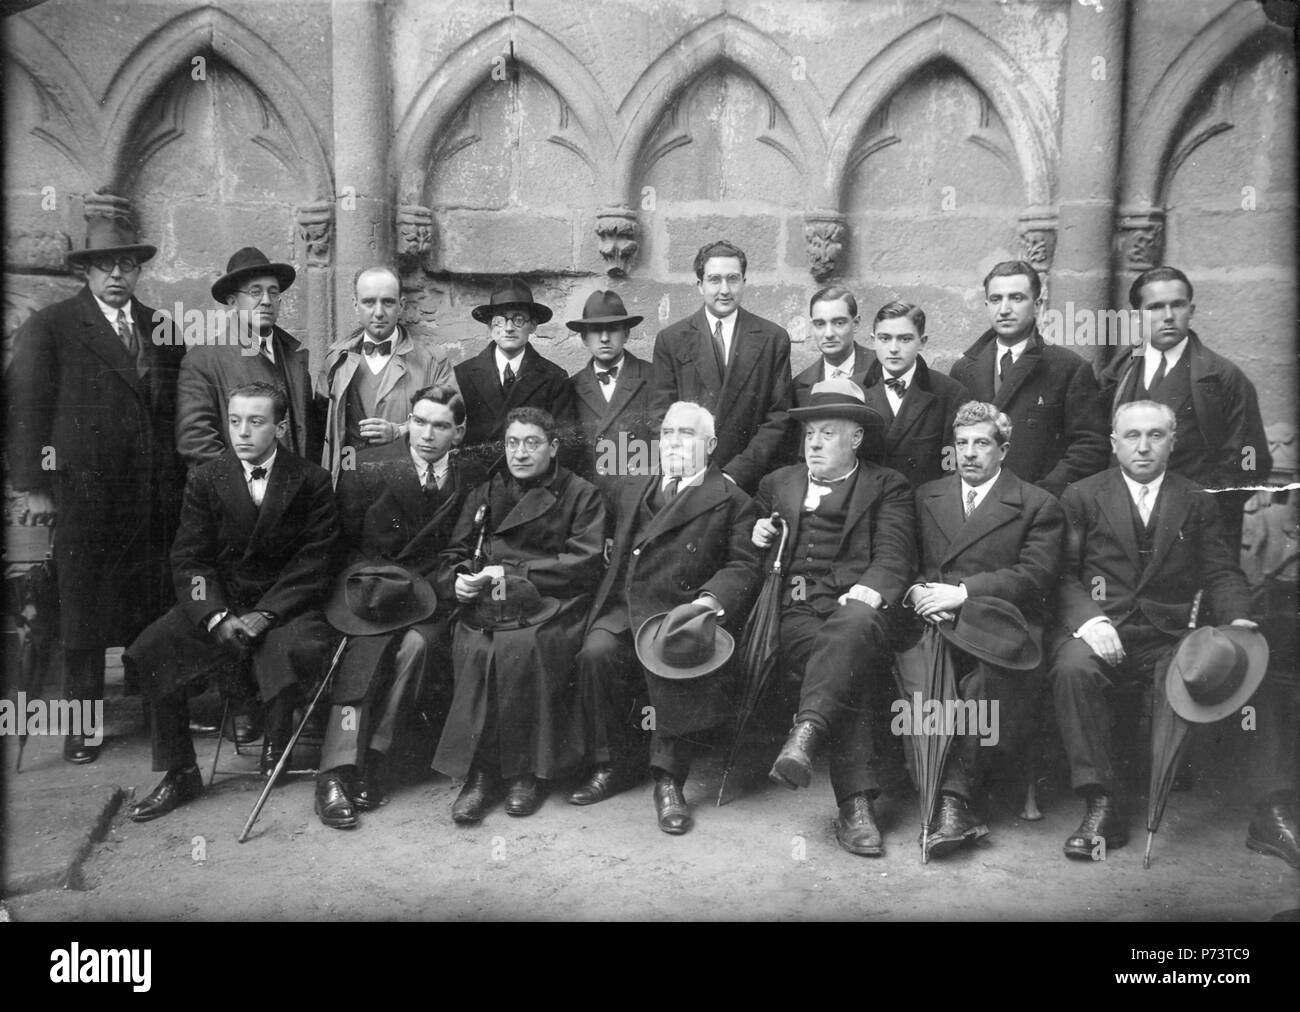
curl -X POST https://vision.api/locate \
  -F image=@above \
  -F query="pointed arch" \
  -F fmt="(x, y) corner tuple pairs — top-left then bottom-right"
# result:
(824, 13), (1056, 208)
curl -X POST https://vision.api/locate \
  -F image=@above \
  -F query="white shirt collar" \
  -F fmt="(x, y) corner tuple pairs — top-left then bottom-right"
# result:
(594, 354), (625, 374)
(241, 448), (277, 479)
(704, 308), (738, 345)
(93, 294), (132, 327)
(960, 468), (1001, 511)
(823, 354), (857, 380)
(1143, 337), (1189, 384)
(1122, 469), (1165, 506)
(495, 344), (525, 379)
(996, 337), (1030, 363)
(663, 465), (708, 491)
(882, 361), (918, 397)
(410, 446), (449, 484)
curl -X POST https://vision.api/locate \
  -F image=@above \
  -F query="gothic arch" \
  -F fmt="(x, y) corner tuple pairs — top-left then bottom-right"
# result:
(614, 14), (829, 206)
(1126, 3), (1287, 207)
(824, 13), (1056, 208)
(392, 16), (617, 206)
(100, 6), (332, 198)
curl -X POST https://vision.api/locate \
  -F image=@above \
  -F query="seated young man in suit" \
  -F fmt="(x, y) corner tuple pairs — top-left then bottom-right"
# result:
(793, 285), (877, 406)
(126, 382), (339, 822)
(314, 385), (487, 829)
(859, 301), (969, 488)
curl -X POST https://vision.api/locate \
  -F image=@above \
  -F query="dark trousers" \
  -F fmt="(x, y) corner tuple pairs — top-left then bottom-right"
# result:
(149, 684), (297, 773)
(64, 648), (107, 705)
(1050, 622), (1178, 795)
(778, 601), (889, 804)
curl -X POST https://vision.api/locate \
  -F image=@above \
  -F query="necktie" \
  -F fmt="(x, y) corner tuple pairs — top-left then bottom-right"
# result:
(424, 467), (445, 495)
(250, 466), (267, 481)
(596, 365), (618, 386)
(830, 367), (848, 380)
(964, 488), (977, 519)
(502, 363), (516, 394)
(996, 349), (1013, 393)
(712, 320), (727, 377)
(1147, 353), (1167, 395)
(884, 376), (906, 396)
(1137, 484), (1151, 525)
(664, 476), (681, 502)
(115, 309), (138, 358)
(363, 339), (392, 356)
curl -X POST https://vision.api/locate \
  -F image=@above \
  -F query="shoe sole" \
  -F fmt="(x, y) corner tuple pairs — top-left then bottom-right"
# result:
(926, 824), (988, 859)
(658, 819), (691, 835)
(837, 835), (884, 857)
(769, 757), (812, 790)
(505, 803), (542, 817)
(1246, 835), (1300, 870)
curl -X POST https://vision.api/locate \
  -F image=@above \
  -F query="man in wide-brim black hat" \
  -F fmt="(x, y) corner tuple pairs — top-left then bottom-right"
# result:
(751, 377), (916, 856)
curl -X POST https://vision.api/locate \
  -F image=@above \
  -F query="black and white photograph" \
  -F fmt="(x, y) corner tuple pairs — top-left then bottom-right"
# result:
(1, 0), (1297, 936)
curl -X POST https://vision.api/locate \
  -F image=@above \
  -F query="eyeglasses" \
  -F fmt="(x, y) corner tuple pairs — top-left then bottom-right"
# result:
(491, 313), (532, 328)
(237, 287), (282, 303)
(702, 273), (743, 287)
(88, 256), (140, 274)
(504, 436), (548, 452)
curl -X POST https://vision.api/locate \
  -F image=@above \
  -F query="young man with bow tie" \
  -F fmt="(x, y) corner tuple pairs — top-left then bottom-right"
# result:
(317, 265), (458, 482)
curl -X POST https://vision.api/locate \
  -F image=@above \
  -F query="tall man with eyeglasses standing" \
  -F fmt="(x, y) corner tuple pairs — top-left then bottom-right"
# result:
(176, 247), (323, 467)
(650, 239), (795, 494)
(6, 217), (184, 763)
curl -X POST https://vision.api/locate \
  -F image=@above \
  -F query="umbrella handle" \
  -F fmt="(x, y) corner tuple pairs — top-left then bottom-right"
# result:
(771, 516), (789, 575)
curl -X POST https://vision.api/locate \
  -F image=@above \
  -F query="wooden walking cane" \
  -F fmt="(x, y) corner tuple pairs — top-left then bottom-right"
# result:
(238, 635), (349, 843)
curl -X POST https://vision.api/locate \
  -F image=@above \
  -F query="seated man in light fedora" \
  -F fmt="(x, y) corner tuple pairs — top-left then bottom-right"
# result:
(570, 401), (759, 832)
(907, 400), (1064, 859)
(751, 377), (915, 856)
(566, 290), (656, 504)
(1050, 400), (1282, 861)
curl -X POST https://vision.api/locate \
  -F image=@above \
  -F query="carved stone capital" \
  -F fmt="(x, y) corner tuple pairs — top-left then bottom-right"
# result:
(1016, 207), (1057, 271)
(296, 202), (334, 269)
(1117, 206), (1166, 272)
(803, 211), (846, 282)
(595, 206), (638, 277)
(396, 204), (435, 272)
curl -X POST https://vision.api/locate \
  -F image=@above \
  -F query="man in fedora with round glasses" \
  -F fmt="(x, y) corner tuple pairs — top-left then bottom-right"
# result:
(6, 215), (184, 763)
(177, 246), (322, 468)
(453, 277), (575, 469)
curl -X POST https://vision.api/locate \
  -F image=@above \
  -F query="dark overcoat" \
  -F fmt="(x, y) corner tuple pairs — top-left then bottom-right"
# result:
(859, 355), (969, 488)
(792, 343), (876, 406)
(569, 350), (657, 500)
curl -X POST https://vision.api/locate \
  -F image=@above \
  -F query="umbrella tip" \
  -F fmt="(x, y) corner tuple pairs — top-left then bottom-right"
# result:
(1143, 832), (1154, 869)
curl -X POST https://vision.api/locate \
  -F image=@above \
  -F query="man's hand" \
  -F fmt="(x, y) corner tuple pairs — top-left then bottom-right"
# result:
(455, 567), (502, 603)
(213, 615), (256, 651)
(695, 593), (724, 617)
(1081, 620), (1125, 666)
(838, 584), (883, 610)
(751, 514), (779, 549)
(911, 582), (966, 618)
(239, 611), (274, 642)
(23, 491), (56, 526)
(359, 417), (401, 444)
(1230, 618), (1259, 631)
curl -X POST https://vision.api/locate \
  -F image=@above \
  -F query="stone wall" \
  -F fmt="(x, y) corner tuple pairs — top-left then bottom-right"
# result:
(4, 0), (1296, 428)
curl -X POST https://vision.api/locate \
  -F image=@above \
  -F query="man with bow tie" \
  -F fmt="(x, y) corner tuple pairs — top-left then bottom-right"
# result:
(752, 379), (915, 855)
(5, 217), (184, 764)
(317, 265), (458, 481)
(126, 382), (339, 822)
(177, 246), (324, 468)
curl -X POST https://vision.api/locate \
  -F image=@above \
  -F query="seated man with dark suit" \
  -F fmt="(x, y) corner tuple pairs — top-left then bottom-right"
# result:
(126, 382), (339, 822)
(314, 385), (487, 829)
(569, 401), (760, 833)
(908, 400), (1065, 858)
(753, 379), (915, 855)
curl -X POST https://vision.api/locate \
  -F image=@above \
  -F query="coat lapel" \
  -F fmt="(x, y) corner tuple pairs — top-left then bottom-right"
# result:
(215, 455), (260, 552)
(71, 289), (144, 396)
(470, 343), (506, 418)
(248, 453), (305, 551)
(388, 453), (428, 529)
(772, 466), (809, 567)
(834, 465), (884, 555)
(717, 309), (763, 416)
(493, 475), (559, 535)
(1137, 477), (1193, 593)
(371, 327), (413, 409)
(503, 344), (550, 410)
(634, 467), (725, 546)
(572, 364), (608, 421)
(922, 477), (966, 558)
(887, 384), (935, 452)
(1097, 469), (1141, 570)
(993, 336), (1041, 410)
(602, 354), (649, 435)
(688, 309), (725, 400)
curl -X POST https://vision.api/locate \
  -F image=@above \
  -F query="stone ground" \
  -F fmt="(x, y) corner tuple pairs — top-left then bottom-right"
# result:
(2, 650), (1297, 923)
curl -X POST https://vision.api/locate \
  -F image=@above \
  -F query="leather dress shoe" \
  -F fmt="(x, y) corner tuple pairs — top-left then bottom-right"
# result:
(452, 768), (501, 824)
(63, 734), (99, 765)
(925, 793), (988, 859)
(504, 774), (546, 817)
(835, 793), (883, 856)
(769, 720), (823, 790)
(1246, 790), (1299, 869)
(1064, 792), (1128, 860)
(351, 752), (385, 812)
(260, 740), (291, 779)
(130, 767), (203, 822)
(225, 711), (260, 746)
(568, 764), (638, 806)
(653, 773), (692, 835)
(314, 773), (358, 829)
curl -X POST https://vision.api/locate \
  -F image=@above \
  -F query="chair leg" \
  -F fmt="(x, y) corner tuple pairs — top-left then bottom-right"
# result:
(208, 694), (232, 787)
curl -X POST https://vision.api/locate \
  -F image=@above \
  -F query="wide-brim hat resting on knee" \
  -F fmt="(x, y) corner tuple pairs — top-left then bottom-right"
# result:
(461, 574), (562, 632)
(1166, 625), (1268, 723)
(927, 593), (1041, 671)
(211, 246), (297, 303)
(325, 562), (439, 635)
(471, 277), (553, 325)
(66, 217), (157, 267)
(636, 601), (733, 681)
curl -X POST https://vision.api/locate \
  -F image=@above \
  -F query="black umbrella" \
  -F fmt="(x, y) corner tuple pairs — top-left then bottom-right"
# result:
(716, 514), (788, 806)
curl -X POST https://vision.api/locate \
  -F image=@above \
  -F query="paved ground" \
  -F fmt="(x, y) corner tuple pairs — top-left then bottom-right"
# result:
(3, 655), (1297, 922)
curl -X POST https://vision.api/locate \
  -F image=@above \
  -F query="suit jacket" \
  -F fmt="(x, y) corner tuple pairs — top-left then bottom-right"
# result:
(4, 285), (184, 646)
(172, 450), (339, 628)
(650, 307), (794, 493)
(1098, 330), (1272, 489)
(317, 324), (458, 481)
(792, 343), (876, 406)
(915, 468), (1065, 631)
(755, 462), (916, 615)
(453, 341), (577, 468)
(860, 356), (969, 488)
(569, 351), (656, 483)
(177, 324), (322, 467)
(1057, 468), (1251, 637)
(950, 328), (1108, 497)
(336, 451), (486, 578)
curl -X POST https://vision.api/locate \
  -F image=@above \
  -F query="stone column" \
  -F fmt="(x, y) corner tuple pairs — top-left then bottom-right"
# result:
(296, 201), (335, 367)
(332, 0), (391, 336)
(1048, 0), (1129, 364)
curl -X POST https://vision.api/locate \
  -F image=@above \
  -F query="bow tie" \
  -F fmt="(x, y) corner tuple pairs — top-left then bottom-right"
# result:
(249, 466), (267, 481)
(884, 376), (907, 395)
(363, 339), (392, 356)
(595, 365), (619, 386)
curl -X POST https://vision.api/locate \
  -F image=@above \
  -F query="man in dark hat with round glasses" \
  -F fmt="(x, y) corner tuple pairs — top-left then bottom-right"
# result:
(6, 215), (183, 763)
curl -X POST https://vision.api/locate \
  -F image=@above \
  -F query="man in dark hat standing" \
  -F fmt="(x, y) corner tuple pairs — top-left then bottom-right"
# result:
(908, 400), (1065, 858)
(454, 277), (576, 468)
(6, 216), (183, 763)
(177, 246), (322, 467)
(751, 378), (915, 855)
(566, 290), (656, 501)
(569, 401), (760, 833)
